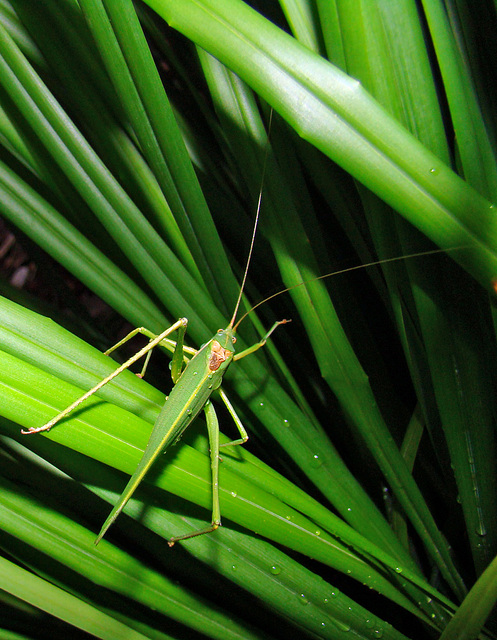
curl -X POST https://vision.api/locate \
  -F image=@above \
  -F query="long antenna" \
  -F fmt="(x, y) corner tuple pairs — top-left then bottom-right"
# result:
(229, 109), (274, 328)
(233, 247), (465, 330)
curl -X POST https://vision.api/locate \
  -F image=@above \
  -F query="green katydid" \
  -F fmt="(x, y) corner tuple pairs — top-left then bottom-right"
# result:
(23, 314), (288, 546)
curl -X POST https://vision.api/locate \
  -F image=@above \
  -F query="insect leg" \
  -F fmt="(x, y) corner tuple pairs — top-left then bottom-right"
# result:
(218, 388), (248, 447)
(233, 319), (290, 361)
(168, 400), (221, 545)
(22, 318), (187, 434)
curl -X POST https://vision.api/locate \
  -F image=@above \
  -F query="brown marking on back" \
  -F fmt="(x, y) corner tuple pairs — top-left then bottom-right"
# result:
(209, 340), (232, 372)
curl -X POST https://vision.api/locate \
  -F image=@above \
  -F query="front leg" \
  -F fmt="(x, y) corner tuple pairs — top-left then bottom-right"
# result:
(233, 319), (289, 361)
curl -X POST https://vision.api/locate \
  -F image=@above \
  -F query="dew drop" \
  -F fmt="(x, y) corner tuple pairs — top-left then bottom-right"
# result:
(365, 618), (375, 629)
(394, 567), (403, 574)
(231, 565), (237, 572)
(310, 454), (323, 469)
(315, 530), (321, 536)
(231, 491), (237, 498)
(193, 371), (198, 376)
(298, 593), (309, 605)
(331, 589), (340, 598)
(374, 629), (383, 638)
(269, 565), (281, 575)
(283, 419), (290, 428)
(429, 167), (439, 175)
(186, 409), (192, 415)
(259, 402), (264, 408)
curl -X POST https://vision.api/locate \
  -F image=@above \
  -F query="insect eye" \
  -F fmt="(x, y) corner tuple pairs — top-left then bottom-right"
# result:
(217, 329), (223, 335)
(232, 337), (237, 344)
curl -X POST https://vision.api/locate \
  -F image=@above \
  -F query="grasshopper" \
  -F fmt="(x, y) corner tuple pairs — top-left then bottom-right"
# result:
(23, 311), (287, 546)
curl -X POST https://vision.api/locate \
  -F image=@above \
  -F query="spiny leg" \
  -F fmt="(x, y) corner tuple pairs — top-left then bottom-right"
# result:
(168, 400), (221, 546)
(22, 318), (188, 434)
